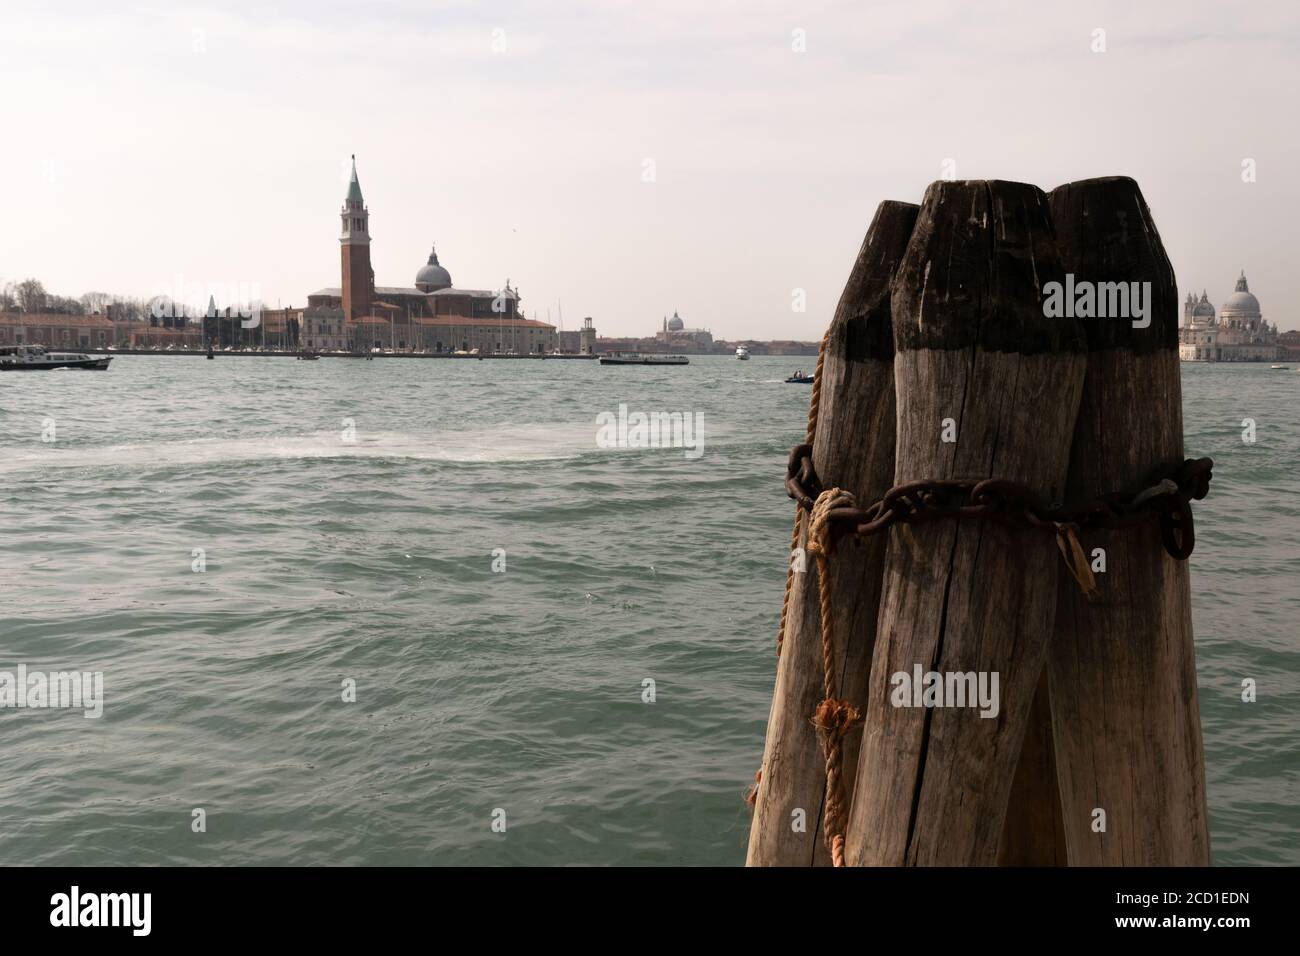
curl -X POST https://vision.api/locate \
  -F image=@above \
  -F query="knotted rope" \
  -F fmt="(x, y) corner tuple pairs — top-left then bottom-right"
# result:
(807, 485), (863, 867)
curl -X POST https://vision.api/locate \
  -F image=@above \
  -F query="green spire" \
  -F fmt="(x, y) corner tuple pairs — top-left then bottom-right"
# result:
(346, 154), (363, 202)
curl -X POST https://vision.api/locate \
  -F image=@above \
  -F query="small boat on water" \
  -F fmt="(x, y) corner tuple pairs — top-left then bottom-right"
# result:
(0, 344), (112, 371)
(1270, 364), (1289, 370)
(600, 351), (689, 366)
(785, 370), (814, 384)
(297, 351), (319, 361)
(736, 345), (750, 360)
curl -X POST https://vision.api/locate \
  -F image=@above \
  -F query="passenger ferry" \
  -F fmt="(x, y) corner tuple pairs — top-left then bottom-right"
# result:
(600, 351), (689, 366)
(0, 344), (113, 371)
(736, 345), (750, 360)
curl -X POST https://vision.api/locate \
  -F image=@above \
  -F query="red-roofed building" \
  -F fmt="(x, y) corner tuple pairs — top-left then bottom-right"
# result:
(0, 312), (116, 349)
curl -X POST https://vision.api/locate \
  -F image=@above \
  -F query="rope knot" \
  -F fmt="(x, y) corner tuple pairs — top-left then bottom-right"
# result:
(813, 697), (862, 741)
(807, 487), (857, 558)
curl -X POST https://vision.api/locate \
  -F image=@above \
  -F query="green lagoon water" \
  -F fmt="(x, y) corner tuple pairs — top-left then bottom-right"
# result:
(0, 355), (1296, 865)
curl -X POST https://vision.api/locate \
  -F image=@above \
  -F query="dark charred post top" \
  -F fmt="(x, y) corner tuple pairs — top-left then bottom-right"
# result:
(1048, 176), (1180, 352)
(746, 200), (917, 866)
(1046, 176), (1211, 865)
(845, 180), (1086, 866)
(890, 181), (1085, 361)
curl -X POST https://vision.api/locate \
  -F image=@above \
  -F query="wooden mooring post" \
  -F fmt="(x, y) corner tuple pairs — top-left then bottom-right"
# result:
(842, 179), (1087, 866)
(748, 175), (1211, 868)
(1044, 176), (1211, 865)
(746, 200), (918, 866)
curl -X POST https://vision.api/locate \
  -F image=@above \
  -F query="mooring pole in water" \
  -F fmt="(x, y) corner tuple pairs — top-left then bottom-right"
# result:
(746, 200), (918, 866)
(1044, 176), (1211, 865)
(843, 180), (1087, 866)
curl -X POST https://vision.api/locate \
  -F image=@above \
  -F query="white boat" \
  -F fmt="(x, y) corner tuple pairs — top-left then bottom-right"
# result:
(0, 344), (112, 371)
(1270, 364), (1289, 370)
(600, 351), (689, 366)
(736, 345), (750, 360)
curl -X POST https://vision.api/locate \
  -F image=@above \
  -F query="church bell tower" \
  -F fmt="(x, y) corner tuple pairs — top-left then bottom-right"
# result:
(340, 155), (373, 322)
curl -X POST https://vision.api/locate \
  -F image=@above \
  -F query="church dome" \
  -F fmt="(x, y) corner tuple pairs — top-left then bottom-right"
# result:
(1192, 293), (1215, 318)
(1221, 272), (1260, 316)
(667, 311), (685, 331)
(415, 245), (452, 292)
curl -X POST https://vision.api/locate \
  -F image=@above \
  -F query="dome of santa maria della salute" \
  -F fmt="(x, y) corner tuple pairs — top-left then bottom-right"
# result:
(415, 245), (452, 292)
(1220, 272), (1261, 317)
(1179, 270), (1279, 363)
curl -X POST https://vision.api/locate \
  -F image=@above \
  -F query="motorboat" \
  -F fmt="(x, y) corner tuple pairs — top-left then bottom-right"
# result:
(0, 344), (112, 371)
(785, 370), (814, 384)
(736, 345), (750, 360)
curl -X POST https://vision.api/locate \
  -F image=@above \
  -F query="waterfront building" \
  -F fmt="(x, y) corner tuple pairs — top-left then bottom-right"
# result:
(0, 312), (115, 349)
(1179, 272), (1281, 362)
(1278, 329), (1300, 361)
(119, 319), (204, 349)
(654, 310), (714, 350)
(297, 307), (346, 351)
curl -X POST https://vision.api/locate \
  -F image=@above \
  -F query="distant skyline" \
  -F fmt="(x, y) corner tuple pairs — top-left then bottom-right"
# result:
(2, 0), (1297, 336)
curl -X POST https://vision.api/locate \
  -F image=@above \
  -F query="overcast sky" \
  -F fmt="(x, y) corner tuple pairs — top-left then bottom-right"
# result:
(1, 0), (1296, 337)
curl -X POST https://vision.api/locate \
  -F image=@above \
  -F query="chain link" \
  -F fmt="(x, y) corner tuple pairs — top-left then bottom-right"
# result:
(785, 445), (1213, 560)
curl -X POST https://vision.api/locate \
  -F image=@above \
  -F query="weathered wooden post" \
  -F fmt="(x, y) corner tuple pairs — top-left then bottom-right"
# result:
(843, 180), (1086, 866)
(1045, 176), (1211, 865)
(997, 673), (1068, 865)
(746, 200), (918, 866)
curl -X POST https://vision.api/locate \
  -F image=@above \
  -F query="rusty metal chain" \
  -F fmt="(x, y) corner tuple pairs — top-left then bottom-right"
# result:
(785, 445), (1213, 561)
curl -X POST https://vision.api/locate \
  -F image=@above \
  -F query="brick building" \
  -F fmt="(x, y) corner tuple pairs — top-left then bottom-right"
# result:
(0, 312), (116, 348)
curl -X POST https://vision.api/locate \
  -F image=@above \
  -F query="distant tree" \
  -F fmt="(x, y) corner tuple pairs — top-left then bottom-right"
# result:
(0, 282), (16, 312)
(15, 278), (47, 313)
(108, 297), (143, 323)
(47, 295), (82, 314)
(81, 291), (111, 314)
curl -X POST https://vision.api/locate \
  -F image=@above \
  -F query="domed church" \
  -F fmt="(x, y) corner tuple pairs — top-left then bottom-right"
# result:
(1178, 272), (1280, 362)
(655, 310), (713, 349)
(414, 246), (453, 292)
(282, 157), (577, 354)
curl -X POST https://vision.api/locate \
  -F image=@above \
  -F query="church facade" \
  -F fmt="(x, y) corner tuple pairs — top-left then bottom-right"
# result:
(272, 158), (567, 354)
(654, 310), (714, 350)
(1179, 272), (1281, 362)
